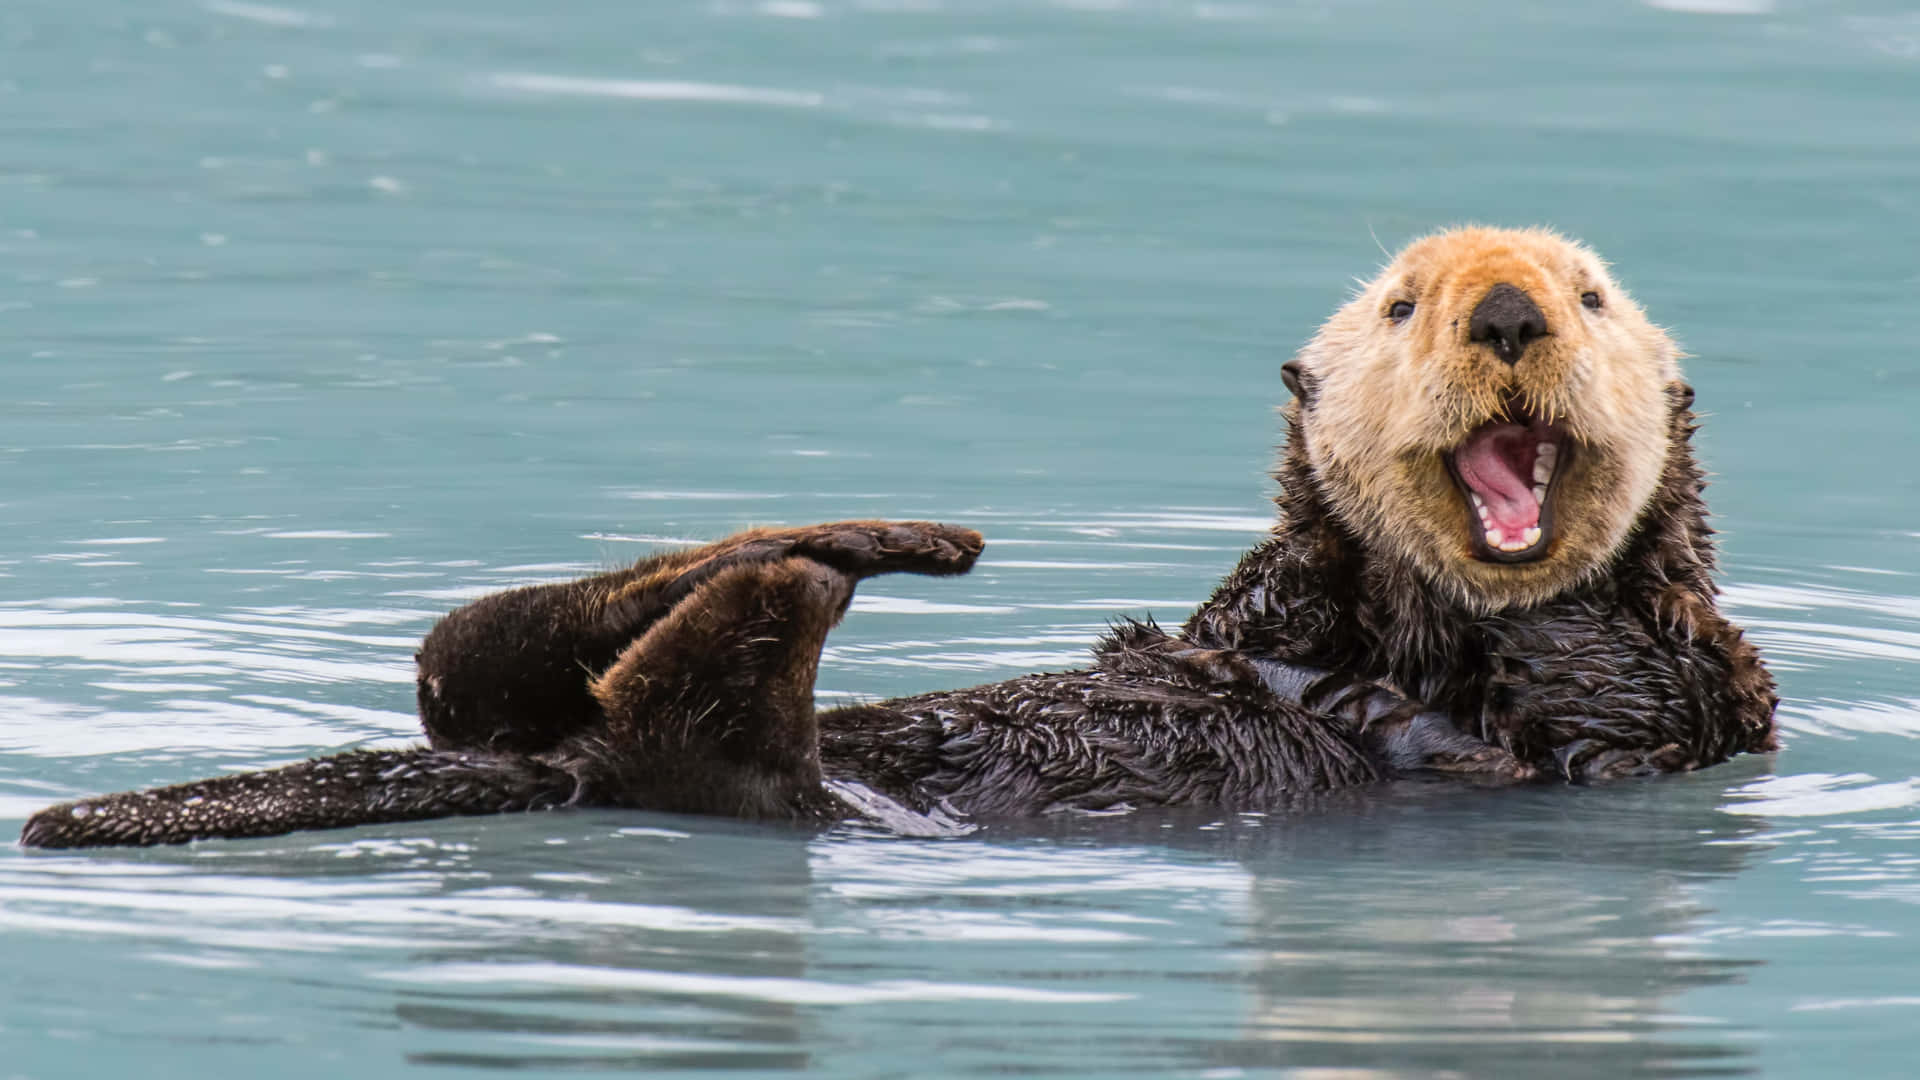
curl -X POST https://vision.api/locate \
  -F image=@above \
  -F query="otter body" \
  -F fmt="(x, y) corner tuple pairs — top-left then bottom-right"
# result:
(20, 229), (1778, 849)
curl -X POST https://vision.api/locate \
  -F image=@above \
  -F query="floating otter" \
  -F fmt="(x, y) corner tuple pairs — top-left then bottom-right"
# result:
(19, 227), (1778, 849)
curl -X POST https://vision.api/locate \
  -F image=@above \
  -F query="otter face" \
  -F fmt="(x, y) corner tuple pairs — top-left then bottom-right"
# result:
(1287, 227), (1681, 612)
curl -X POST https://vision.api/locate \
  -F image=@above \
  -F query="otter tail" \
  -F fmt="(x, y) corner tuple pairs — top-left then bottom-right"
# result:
(18, 748), (577, 850)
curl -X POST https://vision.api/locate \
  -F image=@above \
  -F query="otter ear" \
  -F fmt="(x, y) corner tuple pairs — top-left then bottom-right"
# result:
(1281, 360), (1316, 405)
(1667, 381), (1696, 411)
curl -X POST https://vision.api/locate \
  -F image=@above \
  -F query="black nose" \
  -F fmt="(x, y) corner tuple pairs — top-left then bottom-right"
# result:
(1468, 283), (1547, 365)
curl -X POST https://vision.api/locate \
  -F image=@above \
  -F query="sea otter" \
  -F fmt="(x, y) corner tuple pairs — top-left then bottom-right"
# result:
(19, 227), (1778, 849)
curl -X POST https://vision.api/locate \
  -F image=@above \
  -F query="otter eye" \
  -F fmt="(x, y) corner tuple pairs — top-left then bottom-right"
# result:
(1580, 291), (1603, 310)
(1387, 300), (1415, 322)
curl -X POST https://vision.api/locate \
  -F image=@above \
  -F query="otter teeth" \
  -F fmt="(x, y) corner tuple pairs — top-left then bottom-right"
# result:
(1533, 443), (1558, 485)
(1469, 491), (1537, 553)
(1487, 528), (1537, 553)
(1489, 531), (1534, 553)
(1532, 484), (1547, 505)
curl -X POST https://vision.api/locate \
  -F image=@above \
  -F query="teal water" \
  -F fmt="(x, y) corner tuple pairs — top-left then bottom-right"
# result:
(3, 0), (1918, 1076)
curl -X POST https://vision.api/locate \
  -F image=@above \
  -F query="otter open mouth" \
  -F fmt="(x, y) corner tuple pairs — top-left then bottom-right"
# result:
(1444, 404), (1570, 563)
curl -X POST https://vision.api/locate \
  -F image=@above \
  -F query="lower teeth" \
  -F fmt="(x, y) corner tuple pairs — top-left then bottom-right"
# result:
(1484, 526), (1541, 553)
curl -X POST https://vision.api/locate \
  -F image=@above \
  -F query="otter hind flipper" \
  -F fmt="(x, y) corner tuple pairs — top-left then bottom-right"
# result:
(593, 521), (981, 652)
(779, 520), (984, 578)
(415, 521), (984, 758)
(21, 548), (856, 849)
(18, 748), (577, 850)
(555, 556), (859, 822)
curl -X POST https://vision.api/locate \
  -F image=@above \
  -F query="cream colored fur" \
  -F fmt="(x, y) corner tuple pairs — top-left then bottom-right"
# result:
(1294, 227), (1682, 612)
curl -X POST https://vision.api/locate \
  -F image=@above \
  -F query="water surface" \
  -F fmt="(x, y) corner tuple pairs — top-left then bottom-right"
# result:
(4, 1), (1919, 1077)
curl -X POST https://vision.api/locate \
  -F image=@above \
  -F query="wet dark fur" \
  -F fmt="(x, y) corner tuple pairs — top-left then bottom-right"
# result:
(20, 393), (1776, 849)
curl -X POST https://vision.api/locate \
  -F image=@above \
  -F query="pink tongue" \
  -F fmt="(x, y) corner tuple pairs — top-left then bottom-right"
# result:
(1455, 424), (1539, 535)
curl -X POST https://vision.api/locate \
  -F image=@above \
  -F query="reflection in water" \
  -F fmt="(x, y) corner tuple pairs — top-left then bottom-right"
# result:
(957, 766), (1779, 1078)
(380, 767), (1782, 1078)
(1221, 772), (1774, 1078)
(388, 820), (1222, 1074)
(388, 819), (820, 1072)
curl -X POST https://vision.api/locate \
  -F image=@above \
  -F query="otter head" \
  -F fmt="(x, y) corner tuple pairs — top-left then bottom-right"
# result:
(1287, 227), (1683, 612)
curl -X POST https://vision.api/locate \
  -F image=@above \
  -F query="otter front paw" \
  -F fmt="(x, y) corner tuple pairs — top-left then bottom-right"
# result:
(1384, 712), (1538, 782)
(1560, 741), (1693, 782)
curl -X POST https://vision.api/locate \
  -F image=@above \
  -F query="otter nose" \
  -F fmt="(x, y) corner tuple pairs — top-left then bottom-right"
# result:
(1468, 283), (1547, 365)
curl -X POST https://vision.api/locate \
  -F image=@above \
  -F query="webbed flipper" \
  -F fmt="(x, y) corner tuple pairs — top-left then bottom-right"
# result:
(26, 522), (984, 847)
(551, 556), (859, 821)
(416, 521), (982, 755)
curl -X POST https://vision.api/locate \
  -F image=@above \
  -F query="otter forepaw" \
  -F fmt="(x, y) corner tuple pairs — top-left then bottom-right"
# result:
(1424, 741), (1538, 784)
(1575, 742), (1694, 782)
(1385, 712), (1537, 782)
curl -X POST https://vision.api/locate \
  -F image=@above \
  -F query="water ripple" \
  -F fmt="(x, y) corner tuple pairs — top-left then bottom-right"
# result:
(487, 73), (826, 109)
(377, 962), (1131, 1004)
(1724, 773), (1920, 818)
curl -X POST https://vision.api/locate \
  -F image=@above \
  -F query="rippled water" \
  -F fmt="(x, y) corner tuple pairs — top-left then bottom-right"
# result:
(3, 1), (1918, 1076)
